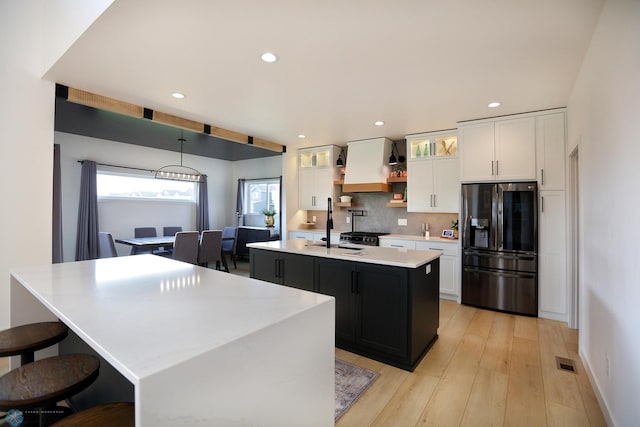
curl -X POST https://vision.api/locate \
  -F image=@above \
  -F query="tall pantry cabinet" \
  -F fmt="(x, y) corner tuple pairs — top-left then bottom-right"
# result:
(536, 111), (568, 320)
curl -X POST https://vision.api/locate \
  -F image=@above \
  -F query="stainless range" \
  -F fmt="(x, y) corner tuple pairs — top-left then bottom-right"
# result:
(339, 231), (389, 246)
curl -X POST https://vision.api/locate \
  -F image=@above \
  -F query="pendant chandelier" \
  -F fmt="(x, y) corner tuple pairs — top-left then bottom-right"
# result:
(155, 130), (204, 182)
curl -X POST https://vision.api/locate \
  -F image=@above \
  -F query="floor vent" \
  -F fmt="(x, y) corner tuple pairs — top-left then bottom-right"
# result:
(556, 356), (577, 374)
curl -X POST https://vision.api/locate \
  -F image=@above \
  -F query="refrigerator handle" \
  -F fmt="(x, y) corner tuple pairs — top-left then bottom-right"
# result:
(464, 266), (535, 280)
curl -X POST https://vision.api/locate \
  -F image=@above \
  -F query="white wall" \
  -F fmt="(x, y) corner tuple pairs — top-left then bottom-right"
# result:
(567, 0), (640, 425)
(0, 2), (74, 329)
(56, 132), (234, 260)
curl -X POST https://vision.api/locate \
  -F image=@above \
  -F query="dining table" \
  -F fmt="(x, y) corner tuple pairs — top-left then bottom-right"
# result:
(115, 235), (233, 272)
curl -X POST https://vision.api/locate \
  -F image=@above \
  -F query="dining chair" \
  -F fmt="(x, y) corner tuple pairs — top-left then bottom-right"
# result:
(222, 226), (238, 269)
(172, 231), (200, 265)
(198, 230), (223, 270)
(163, 226), (183, 237)
(98, 232), (118, 258)
(134, 227), (157, 238)
(161, 226), (182, 256)
(133, 227), (157, 254)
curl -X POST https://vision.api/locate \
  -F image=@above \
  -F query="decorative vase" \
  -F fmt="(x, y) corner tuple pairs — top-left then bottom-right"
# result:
(264, 215), (275, 227)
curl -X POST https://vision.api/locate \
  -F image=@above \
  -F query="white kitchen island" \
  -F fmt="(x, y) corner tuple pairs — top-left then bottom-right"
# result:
(9, 255), (335, 426)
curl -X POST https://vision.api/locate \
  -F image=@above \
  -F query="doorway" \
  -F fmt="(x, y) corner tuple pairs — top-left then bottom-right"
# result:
(569, 144), (580, 329)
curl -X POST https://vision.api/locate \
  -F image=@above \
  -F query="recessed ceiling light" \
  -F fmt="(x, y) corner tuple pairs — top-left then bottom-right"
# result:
(298, 134), (306, 139)
(261, 52), (278, 63)
(488, 101), (501, 108)
(374, 121), (385, 126)
(171, 92), (185, 99)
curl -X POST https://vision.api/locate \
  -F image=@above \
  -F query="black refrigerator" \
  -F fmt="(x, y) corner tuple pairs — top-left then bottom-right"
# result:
(461, 182), (538, 316)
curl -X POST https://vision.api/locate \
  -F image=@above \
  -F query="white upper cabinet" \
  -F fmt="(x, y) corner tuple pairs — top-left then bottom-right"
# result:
(536, 112), (566, 190)
(458, 123), (495, 181)
(406, 132), (460, 213)
(298, 145), (341, 210)
(459, 115), (536, 182)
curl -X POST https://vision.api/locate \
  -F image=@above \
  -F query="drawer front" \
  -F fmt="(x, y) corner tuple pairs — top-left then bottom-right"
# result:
(415, 241), (458, 256)
(379, 239), (416, 250)
(289, 231), (313, 240)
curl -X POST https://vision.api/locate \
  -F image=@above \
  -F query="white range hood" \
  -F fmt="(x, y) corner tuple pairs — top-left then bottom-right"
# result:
(343, 137), (392, 192)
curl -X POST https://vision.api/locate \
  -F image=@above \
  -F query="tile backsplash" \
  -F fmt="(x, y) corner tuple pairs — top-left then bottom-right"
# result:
(304, 191), (459, 237)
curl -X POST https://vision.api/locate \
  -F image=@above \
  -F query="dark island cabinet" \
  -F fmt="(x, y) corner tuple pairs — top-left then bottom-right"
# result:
(315, 258), (358, 343)
(315, 260), (409, 362)
(355, 264), (408, 359)
(250, 250), (314, 291)
(250, 248), (440, 371)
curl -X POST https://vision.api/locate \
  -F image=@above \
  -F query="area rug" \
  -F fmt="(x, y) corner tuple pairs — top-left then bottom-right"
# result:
(335, 359), (379, 420)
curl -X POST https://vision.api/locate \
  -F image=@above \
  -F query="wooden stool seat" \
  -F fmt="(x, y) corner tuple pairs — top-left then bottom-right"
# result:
(51, 402), (135, 427)
(0, 354), (99, 410)
(0, 322), (69, 365)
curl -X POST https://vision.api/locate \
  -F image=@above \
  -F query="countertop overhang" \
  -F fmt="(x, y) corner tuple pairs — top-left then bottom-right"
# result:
(248, 239), (441, 268)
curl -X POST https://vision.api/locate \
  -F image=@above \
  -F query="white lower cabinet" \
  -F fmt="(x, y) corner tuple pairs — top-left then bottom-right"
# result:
(538, 190), (567, 319)
(415, 241), (460, 299)
(379, 237), (460, 299)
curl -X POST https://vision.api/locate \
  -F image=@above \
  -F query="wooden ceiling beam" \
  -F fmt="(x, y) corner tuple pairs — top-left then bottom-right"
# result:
(60, 85), (285, 153)
(67, 87), (144, 118)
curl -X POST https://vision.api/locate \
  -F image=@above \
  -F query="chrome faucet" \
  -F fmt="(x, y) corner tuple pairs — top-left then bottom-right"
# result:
(326, 197), (333, 248)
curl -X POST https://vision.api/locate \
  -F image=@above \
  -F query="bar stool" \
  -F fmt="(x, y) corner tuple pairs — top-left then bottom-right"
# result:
(50, 402), (134, 426)
(0, 322), (69, 366)
(0, 354), (100, 426)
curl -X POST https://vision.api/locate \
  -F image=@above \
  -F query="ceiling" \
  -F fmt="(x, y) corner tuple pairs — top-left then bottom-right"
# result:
(45, 0), (604, 152)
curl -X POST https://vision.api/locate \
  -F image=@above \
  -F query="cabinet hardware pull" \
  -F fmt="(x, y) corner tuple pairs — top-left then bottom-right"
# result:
(496, 160), (499, 176)
(491, 160), (494, 176)
(541, 169), (545, 185)
(433, 194), (436, 207)
(541, 196), (544, 213)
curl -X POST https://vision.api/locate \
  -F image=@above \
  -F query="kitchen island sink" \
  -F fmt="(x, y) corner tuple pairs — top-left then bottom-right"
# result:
(248, 239), (442, 371)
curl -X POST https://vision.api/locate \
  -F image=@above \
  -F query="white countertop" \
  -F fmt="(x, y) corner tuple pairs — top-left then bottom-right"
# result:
(248, 239), (441, 268)
(379, 234), (460, 244)
(10, 255), (334, 384)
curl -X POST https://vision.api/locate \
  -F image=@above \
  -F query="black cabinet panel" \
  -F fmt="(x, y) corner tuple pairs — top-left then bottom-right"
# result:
(283, 254), (314, 291)
(315, 258), (356, 343)
(250, 249), (280, 284)
(356, 265), (408, 358)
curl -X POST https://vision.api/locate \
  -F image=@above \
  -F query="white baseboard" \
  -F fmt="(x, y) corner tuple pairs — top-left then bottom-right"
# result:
(538, 310), (568, 323)
(439, 293), (458, 301)
(579, 348), (615, 426)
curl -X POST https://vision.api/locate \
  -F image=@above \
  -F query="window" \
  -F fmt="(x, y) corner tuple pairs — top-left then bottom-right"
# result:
(244, 179), (280, 214)
(97, 171), (196, 202)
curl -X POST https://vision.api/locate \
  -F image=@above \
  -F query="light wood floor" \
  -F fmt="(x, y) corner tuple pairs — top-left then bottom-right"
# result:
(336, 299), (606, 427)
